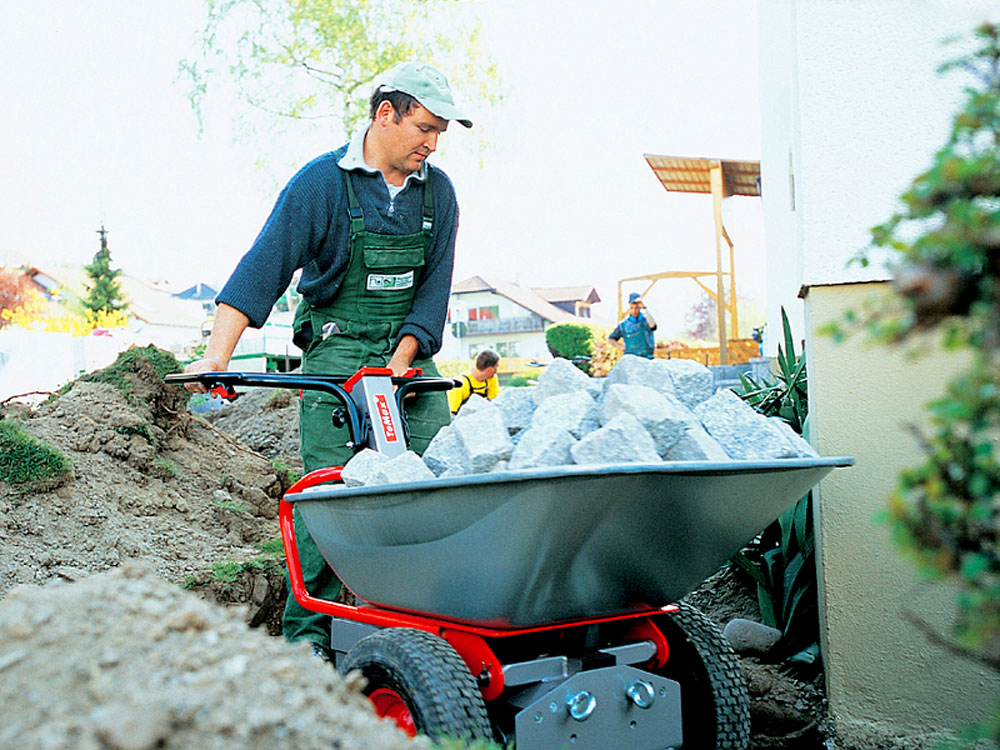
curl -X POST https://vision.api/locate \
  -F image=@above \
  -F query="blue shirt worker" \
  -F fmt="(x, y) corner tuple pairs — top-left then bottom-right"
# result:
(609, 292), (658, 359)
(183, 62), (472, 656)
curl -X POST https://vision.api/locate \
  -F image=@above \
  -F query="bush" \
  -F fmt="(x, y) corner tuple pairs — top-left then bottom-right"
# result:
(545, 323), (594, 373)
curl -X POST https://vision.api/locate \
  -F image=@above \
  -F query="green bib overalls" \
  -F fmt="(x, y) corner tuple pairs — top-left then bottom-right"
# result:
(283, 168), (451, 645)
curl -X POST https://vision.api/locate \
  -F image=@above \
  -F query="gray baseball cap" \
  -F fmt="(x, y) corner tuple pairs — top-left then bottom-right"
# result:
(377, 62), (473, 128)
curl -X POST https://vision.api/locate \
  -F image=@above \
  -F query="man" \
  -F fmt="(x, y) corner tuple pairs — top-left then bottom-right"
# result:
(448, 349), (500, 413)
(608, 292), (657, 359)
(183, 62), (471, 654)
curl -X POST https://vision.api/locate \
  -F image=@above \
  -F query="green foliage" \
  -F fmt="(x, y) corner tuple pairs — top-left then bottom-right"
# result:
(187, 537), (287, 589)
(76, 345), (182, 399)
(212, 499), (249, 514)
(82, 227), (126, 315)
(545, 323), (595, 373)
(866, 24), (1000, 677)
(180, 0), (503, 138)
(735, 308), (808, 432)
(270, 459), (301, 487)
(154, 457), (181, 479)
(116, 424), (155, 445)
(731, 307), (818, 661)
(504, 371), (538, 388)
(0, 419), (72, 488)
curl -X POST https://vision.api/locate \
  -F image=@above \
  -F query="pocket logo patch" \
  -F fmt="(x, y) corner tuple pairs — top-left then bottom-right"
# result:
(366, 271), (414, 291)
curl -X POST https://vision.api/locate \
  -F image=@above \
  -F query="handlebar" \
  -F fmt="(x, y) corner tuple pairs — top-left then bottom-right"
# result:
(165, 370), (457, 455)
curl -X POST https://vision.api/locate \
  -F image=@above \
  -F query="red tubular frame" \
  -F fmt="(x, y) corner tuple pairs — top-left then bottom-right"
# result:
(280, 467), (676, 699)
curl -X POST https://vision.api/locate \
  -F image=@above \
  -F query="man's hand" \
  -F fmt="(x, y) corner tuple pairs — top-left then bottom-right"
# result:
(184, 303), (250, 394)
(387, 334), (419, 377)
(183, 357), (226, 394)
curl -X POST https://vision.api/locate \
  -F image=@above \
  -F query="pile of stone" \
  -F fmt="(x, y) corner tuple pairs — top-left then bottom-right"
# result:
(341, 355), (816, 488)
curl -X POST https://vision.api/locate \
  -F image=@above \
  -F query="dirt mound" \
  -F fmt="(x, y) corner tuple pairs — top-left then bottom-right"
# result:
(0, 562), (424, 750)
(0, 347), (293, 631)
(205, 386), (302, 474)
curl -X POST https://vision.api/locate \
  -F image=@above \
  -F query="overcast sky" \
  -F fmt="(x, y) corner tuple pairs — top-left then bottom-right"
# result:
(0, 1), (763, 329)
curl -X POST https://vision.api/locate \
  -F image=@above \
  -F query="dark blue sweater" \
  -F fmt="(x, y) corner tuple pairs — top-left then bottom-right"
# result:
(217, 145), (458, 358)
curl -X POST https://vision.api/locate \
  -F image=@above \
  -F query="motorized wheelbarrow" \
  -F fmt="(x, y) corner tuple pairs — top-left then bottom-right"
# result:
(167, 368), (852, 749)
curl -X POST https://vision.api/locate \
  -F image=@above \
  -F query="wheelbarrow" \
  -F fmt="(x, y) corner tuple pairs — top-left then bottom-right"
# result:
(168, 368), (852, 749)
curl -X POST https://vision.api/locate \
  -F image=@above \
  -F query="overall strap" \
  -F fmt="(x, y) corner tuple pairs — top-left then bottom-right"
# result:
(343, 170), (366, 234)
(421, 168), (434, 232)
(344, 168), (434, 232)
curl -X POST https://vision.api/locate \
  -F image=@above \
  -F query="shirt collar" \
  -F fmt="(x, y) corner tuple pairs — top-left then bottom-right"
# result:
(337, 121), (427, 187)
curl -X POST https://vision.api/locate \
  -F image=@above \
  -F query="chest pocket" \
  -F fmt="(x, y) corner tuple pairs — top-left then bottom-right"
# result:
(358, 243), (426, 314)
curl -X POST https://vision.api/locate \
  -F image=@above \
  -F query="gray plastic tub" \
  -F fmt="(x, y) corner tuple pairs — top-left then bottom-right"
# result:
(289, 458), (852, 627)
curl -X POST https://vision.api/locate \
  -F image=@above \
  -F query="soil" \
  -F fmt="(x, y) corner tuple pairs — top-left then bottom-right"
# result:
(0, 349), (838, 748)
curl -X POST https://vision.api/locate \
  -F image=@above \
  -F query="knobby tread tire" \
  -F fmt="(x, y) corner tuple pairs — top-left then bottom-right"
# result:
(661, 601), (751, 750)
(340, 627), (493, 743)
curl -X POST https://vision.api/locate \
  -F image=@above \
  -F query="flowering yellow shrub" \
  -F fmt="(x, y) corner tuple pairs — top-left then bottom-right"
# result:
(0, 290), (129, 336)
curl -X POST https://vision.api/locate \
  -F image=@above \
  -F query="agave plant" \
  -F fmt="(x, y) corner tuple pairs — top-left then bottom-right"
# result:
(731, 307), (819, 662)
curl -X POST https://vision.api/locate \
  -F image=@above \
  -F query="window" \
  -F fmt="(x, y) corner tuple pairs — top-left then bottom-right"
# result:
(468, 308), (478, 321)
(497, 341), (518, 358)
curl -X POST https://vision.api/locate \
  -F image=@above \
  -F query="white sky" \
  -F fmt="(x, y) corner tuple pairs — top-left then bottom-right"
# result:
(0, 0), (764, 331)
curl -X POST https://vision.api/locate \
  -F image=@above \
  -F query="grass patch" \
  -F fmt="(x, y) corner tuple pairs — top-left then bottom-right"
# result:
(153, 456), (180, 478)
(115, 424), (156, 445)
(0, 419), (72, 488)
(211, 499), (248, 514)
(185, 536), (287, 589)
(271, 459), (301, 486)
(75, 345), (182, 399)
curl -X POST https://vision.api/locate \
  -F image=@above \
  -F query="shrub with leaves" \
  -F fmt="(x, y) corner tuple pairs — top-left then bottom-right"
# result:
(545, 323), (594, 373)
(857, 23), (1000, 674)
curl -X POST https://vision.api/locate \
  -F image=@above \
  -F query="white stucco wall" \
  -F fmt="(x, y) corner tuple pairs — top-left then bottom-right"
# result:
(757, 0), (997, 354)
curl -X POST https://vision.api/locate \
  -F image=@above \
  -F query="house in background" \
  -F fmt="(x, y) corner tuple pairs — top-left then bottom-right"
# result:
(442, 276), (599, 368)
(534, 286), (600, 319)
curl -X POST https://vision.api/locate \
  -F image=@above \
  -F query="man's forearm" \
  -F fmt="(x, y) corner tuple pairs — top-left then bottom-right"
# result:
(644, 310), (657, 330)
(204, 303), (250, 368)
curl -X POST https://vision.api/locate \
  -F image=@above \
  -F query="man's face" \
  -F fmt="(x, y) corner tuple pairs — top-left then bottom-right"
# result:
(377, 101), (449, 177)
(629, 302), (642, 317)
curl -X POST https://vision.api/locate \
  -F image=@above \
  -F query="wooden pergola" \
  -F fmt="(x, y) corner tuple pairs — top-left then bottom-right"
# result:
(622, 155), (761, 364)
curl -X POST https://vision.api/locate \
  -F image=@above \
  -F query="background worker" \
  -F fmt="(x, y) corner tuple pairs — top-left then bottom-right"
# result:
(608, 292), (657, 359)
(182, 61), (471, 656)
(448, 349), (500, 413)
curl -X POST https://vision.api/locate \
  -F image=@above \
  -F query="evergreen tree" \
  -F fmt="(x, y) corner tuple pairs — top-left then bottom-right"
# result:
(83, 225), (126, 314)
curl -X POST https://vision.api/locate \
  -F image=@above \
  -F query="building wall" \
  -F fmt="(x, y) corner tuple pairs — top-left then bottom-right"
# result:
(805, 283), (1000, 744)
(756, 0), (997, 353)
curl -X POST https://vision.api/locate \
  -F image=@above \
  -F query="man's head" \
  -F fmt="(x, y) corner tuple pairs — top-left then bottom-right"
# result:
(366, 62), (471, 181)
(373, 62), (473, 128)
(628, 292), (643, 317)
(473, 349), (500, 379)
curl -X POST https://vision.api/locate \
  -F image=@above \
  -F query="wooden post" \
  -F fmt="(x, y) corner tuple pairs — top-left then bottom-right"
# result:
(710, 162), (728, 364)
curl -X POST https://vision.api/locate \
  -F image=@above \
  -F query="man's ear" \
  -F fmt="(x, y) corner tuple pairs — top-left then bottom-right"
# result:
(374, 99), (396, 126)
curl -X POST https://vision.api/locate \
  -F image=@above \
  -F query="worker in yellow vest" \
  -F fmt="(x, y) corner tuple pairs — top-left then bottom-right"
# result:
(448, 349), (501, 413)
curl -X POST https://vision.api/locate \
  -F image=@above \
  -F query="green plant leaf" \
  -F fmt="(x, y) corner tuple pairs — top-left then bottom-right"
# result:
(730, 551), (768, 586)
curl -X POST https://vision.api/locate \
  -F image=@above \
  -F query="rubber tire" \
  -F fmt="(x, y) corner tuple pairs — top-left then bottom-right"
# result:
(659, 602), (751, 750)
(340, 628), (493, 743)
